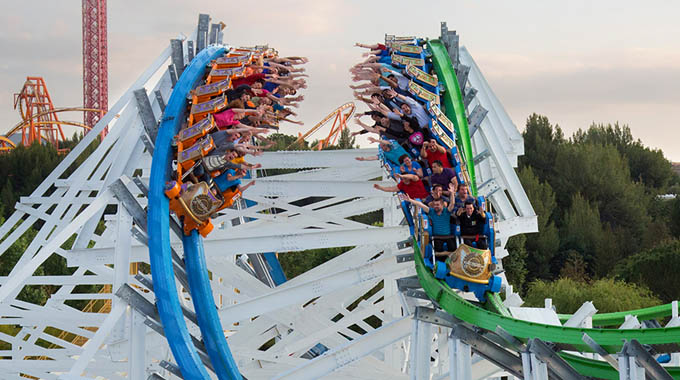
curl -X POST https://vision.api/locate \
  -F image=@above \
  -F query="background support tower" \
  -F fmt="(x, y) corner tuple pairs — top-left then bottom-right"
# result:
(82, 0), (108, 134)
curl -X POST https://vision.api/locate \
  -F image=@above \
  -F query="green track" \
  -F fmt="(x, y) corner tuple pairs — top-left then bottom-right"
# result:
(414, 241), (680, 350)
(427, 39), (677, 328)
(560, 303), (676, 327)
(428, 39), (477, 195)
(561, 352), (680, 380)
(422, 37), (680, 377)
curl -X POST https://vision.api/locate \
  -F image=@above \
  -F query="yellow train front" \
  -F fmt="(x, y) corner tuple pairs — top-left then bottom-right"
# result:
(430, 244), (501, 301)
(164, 47), (272, 237)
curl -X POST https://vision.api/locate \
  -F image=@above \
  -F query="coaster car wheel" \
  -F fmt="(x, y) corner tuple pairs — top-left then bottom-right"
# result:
(198, 220), (214, 237)
(165, 181), (181, 199)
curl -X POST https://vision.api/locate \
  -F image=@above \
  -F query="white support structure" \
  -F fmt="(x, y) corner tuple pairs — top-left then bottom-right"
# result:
(564, 301), (597, 328)
(458, 46), (537, 303)
(0, 23), (553, 380)
(273, 317), (412, 380)
(521, 352), (549, 380)
(410, 319), (432, 380)
(449, 337), (472, 380)
(618, 352), (646, 380)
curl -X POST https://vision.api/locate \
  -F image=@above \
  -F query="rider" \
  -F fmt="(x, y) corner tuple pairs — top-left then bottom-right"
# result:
(405, 189), (457, 256)
(455, 198), (488, 249)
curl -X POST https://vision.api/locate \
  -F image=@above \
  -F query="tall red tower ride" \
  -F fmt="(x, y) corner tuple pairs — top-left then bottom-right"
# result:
(82, 0), (108, 132)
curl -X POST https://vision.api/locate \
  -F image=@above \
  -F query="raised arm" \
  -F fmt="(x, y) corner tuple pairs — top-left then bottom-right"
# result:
(405, 194), (430, 213)
(361, 49), (384, 57)
(226, 169), (246, 181)
(240, 160), (262, 170)
(354, 119), (383, 135)
(355, 42), (381, 50)
(366, 102), (392, 116)
(395, 173), (419, 182)
(380, 75), (399, 89)
(367, 136), (392, 145)
(355, 155), (378, 161)
(229, 108), (263, 117)
(373, 183), (399, 193)
(447, 183), (456, 212)
(239, 180), (256, 193)
(353, 93), (373, 104)
(225, 126), (268, 135)
(265, 61), (306, 72)
(277, 116), (304, 125)
(409, 165), (424, 179)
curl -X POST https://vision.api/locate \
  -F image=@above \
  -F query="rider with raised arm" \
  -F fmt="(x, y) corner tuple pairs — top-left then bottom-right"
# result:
(373, 173), (428, 200)
(405, 184), (457, 255)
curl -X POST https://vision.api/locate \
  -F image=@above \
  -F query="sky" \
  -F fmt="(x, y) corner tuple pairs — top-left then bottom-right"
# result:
(1, 0), (679, 161)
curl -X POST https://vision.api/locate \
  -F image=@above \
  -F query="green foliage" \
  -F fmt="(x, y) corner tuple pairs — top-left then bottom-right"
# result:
(278, 247), (353, 279)
(503, 234), (528, 291)
(0, 143), (62, 218)
(553, 143), (650, 239)
(348, 210), (383, 226)
(615, 240), (680, 302)
(323, 128), (357, 150)
(0, 133), (98, 220)
(516, 167), (560, 280)
(519, 113), (564, 183)
(573, 123), (676, 191)
(671, 197), (680, 238)
(0, 224), (46, 305)
(524, 277), (661, 314)
(513, 114), (680, 288)
(0, 324), (19, 351)
(265, 133), (310, 152)
(0, 134), (99, 310)
(559, 194), (604, 274)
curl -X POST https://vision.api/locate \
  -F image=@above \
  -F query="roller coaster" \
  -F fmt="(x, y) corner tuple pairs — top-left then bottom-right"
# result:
(0, 13), (678, 380)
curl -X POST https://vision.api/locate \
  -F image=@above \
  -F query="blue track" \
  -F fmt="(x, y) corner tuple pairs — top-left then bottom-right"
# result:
(148, 45), (242, 380)
(184, 231), (243, 379)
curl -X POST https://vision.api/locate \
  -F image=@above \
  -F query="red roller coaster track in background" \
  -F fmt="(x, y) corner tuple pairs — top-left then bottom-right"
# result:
(5, 77), (99, 154)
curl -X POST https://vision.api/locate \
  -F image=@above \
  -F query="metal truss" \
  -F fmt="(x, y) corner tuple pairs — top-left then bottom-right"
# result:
(0, 19), (540, 380)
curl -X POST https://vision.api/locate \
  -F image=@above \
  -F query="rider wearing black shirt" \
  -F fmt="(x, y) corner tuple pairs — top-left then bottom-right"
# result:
(455, 198), (488, 249)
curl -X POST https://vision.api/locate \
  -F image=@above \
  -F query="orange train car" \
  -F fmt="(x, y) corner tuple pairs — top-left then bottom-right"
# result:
(166, 46), (271, 237)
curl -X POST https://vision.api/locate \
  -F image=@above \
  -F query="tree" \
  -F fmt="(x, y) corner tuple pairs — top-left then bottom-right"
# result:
(0, 224), (46, 305)
(323, 128), (356, 150)
(516, 167), (560, 281)
(558, 193), (603, 273)
(0, 142), (63, 218)
(552, 142), (651, 256)
(615, 240), (680, 302)
(265, 133), (310, 152)
(573, 123), (676, 191)
(671, 197), (680, 238)
(519, 114), (564, 183)
(503, 234), (528, 292)
(524, 277), (661, 314)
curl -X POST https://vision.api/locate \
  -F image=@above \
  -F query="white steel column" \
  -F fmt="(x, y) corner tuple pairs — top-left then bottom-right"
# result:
(128, 309), (147, 379)
(521, 352), (548, 380)
(449, 336), (471, 380)
(410, 319), (431, 380)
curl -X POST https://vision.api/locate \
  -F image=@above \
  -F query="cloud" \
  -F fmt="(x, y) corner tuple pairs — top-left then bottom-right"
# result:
(473, 47), (680, 107)
(1, 0), (679, 160)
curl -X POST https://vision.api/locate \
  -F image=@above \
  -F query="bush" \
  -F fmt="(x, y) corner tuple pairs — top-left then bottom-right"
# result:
(524, 277), (661, 314)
